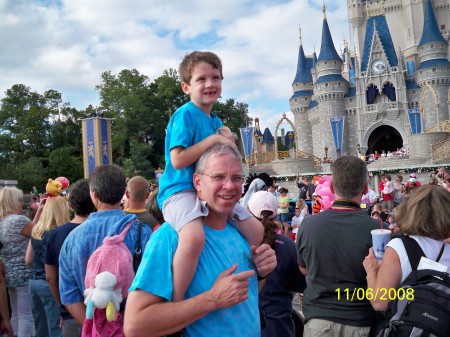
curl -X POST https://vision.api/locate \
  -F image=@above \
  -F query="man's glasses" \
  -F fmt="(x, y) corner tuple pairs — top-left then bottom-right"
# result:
(198, 173), (244, 185)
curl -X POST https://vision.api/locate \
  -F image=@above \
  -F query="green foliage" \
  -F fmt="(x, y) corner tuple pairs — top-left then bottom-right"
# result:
(47, 146), (84, 184)
(15, 157), (48, 192)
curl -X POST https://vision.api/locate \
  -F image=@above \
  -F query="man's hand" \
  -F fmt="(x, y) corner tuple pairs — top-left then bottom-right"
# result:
(251, 244), (277, 279)
(207, 264), (255, 310)
(217, 126), (234, 142)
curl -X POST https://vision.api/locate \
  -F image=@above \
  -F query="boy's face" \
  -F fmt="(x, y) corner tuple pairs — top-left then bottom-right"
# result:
(181, 62), (222, 114)
(295, 209), (301, 216)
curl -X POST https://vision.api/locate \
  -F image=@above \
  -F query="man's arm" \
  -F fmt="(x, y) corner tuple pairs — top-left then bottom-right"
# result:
(45, 264), (60, 304)
(124, 264), (255, 337)
(65, 302), (86, 325)
(171, 134), (235, 169)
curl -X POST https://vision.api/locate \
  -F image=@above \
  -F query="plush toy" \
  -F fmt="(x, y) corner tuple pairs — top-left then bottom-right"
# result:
(314, 175), (335, 211)
(45, 177), (70, 199)
(84, 271), (122, 322)
(45, 179), (64, 198)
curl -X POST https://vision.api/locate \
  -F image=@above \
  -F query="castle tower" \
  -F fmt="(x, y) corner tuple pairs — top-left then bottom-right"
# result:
(290, 27), (314, 154)
(415, 0), (450, 129)
(313, 6), (349, 158)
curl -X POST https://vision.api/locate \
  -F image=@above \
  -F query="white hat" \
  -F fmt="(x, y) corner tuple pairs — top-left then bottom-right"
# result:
(409, 177), (416, 183)
(248, 191), (278, 219)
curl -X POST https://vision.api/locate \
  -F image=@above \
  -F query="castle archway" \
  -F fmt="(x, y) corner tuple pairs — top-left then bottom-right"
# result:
(366, 124), (403, 154)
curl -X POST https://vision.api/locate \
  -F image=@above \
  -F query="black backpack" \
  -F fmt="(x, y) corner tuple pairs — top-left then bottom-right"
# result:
(375, 235), (450, 337)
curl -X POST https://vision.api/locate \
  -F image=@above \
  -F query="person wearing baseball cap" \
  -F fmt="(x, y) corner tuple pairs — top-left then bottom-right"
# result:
(406, 172), (421, 188)
(248, 191), (306, 337)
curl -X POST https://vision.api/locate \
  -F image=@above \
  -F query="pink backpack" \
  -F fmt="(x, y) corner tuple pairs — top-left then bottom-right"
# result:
(82, 220), (136, 337)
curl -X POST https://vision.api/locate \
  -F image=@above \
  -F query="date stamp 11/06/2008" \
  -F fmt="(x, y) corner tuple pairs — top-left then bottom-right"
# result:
(335, 288), (414, 301)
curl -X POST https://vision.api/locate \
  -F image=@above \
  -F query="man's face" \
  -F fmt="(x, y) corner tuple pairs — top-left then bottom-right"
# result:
(181, 61), (222, 114)
(194, 154), (242, 219)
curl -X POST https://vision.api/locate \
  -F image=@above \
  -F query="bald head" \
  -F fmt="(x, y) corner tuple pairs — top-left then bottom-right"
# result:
(126, 176), (150, 203)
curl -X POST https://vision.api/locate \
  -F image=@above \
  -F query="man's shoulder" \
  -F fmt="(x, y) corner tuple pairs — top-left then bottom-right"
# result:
(49, 222), (79, 240)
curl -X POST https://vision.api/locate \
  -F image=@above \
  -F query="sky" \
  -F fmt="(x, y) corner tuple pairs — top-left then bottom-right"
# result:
(0, 0), (350, 133)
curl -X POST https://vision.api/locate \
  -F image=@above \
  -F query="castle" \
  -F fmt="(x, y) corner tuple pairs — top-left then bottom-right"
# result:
(250, 0), (450, 172)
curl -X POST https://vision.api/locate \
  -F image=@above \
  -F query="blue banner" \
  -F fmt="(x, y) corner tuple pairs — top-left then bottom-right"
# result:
(240, 127), (254, 158)
(330, 117), (344, 153)
(408, 109), (422, 134)
(81, 117), (113, 178)
(406, 61), (415, 77)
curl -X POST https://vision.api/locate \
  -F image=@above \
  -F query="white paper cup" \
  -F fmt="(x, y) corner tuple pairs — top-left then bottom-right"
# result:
(371, 229), (391, 259)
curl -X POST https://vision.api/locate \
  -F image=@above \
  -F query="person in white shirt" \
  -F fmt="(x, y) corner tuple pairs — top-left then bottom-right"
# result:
(362, 187), (377, 214)
(290, 208), (304, 241)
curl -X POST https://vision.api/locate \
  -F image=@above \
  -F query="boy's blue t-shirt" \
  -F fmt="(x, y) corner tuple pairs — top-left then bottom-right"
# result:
(157, 101), (223, 208)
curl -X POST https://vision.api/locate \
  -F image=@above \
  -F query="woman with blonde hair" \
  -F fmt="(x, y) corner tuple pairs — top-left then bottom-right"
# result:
(25, 196), (69, 337)
(363, 185), (450, 309)
(0, 187), (35, 337)
(295, 198), (309, 218)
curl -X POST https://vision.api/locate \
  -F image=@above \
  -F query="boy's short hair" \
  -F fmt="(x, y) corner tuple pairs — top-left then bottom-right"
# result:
(179, 51), (223, 84)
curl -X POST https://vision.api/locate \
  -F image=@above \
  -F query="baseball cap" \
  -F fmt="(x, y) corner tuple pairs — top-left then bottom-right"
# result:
(409, 177), (416, 183)
(410, 173), (417, 178)
(248, 191), (278, 219)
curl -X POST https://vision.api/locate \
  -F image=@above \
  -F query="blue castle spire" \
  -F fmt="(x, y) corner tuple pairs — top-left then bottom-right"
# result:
(317, 10), (341, 62)
(293, 28), (313, 84)
(418, 0), (447, 47)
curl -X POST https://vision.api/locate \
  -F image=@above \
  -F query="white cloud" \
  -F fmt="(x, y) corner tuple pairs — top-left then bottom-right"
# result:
(0, 0), (349, 133)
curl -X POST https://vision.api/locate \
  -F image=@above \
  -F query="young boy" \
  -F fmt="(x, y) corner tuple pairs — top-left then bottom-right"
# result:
(289, 207), (303, 241)
(157, 51), (263, 301)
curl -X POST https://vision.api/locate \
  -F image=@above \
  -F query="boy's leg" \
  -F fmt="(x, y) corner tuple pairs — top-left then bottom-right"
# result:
(172, 218), (205, 301)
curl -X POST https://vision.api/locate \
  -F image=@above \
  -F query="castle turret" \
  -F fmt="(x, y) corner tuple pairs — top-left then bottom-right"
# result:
(290, 27), (314, 153)
(416, 0), (450, 128)
(313, 5), (349, 158)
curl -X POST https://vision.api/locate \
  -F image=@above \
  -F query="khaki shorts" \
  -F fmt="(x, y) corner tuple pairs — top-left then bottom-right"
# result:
(162, 190), (209, 232)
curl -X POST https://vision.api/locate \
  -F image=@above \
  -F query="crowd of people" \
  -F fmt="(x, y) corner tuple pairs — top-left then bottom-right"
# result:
(367, 147), (409, 164)
(0, 50), (449, 337)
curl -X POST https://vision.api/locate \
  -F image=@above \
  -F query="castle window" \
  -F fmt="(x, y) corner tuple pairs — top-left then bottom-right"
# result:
(441, 24), (446, 30)
(432, 68), (436, 72)
(430, 44), (434, 48)
(325, 83), (329, 87)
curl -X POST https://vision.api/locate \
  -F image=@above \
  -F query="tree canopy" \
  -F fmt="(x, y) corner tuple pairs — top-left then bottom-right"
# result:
(0, 69), (252, 191)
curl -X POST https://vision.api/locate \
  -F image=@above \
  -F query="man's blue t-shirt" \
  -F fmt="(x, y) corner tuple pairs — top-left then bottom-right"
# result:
(157, 101), (223, 208)
(130, 223), (260, 337)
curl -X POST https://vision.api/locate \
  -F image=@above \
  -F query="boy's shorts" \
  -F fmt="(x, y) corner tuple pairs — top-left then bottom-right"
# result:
(162, 190), (253, 232)
(162, 190), (208, 232)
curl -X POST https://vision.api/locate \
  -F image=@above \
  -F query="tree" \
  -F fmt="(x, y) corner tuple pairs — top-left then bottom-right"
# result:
(47, 146), (84, 184)
(0, 84), (51, 163)
(95, 68), (188, 174)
